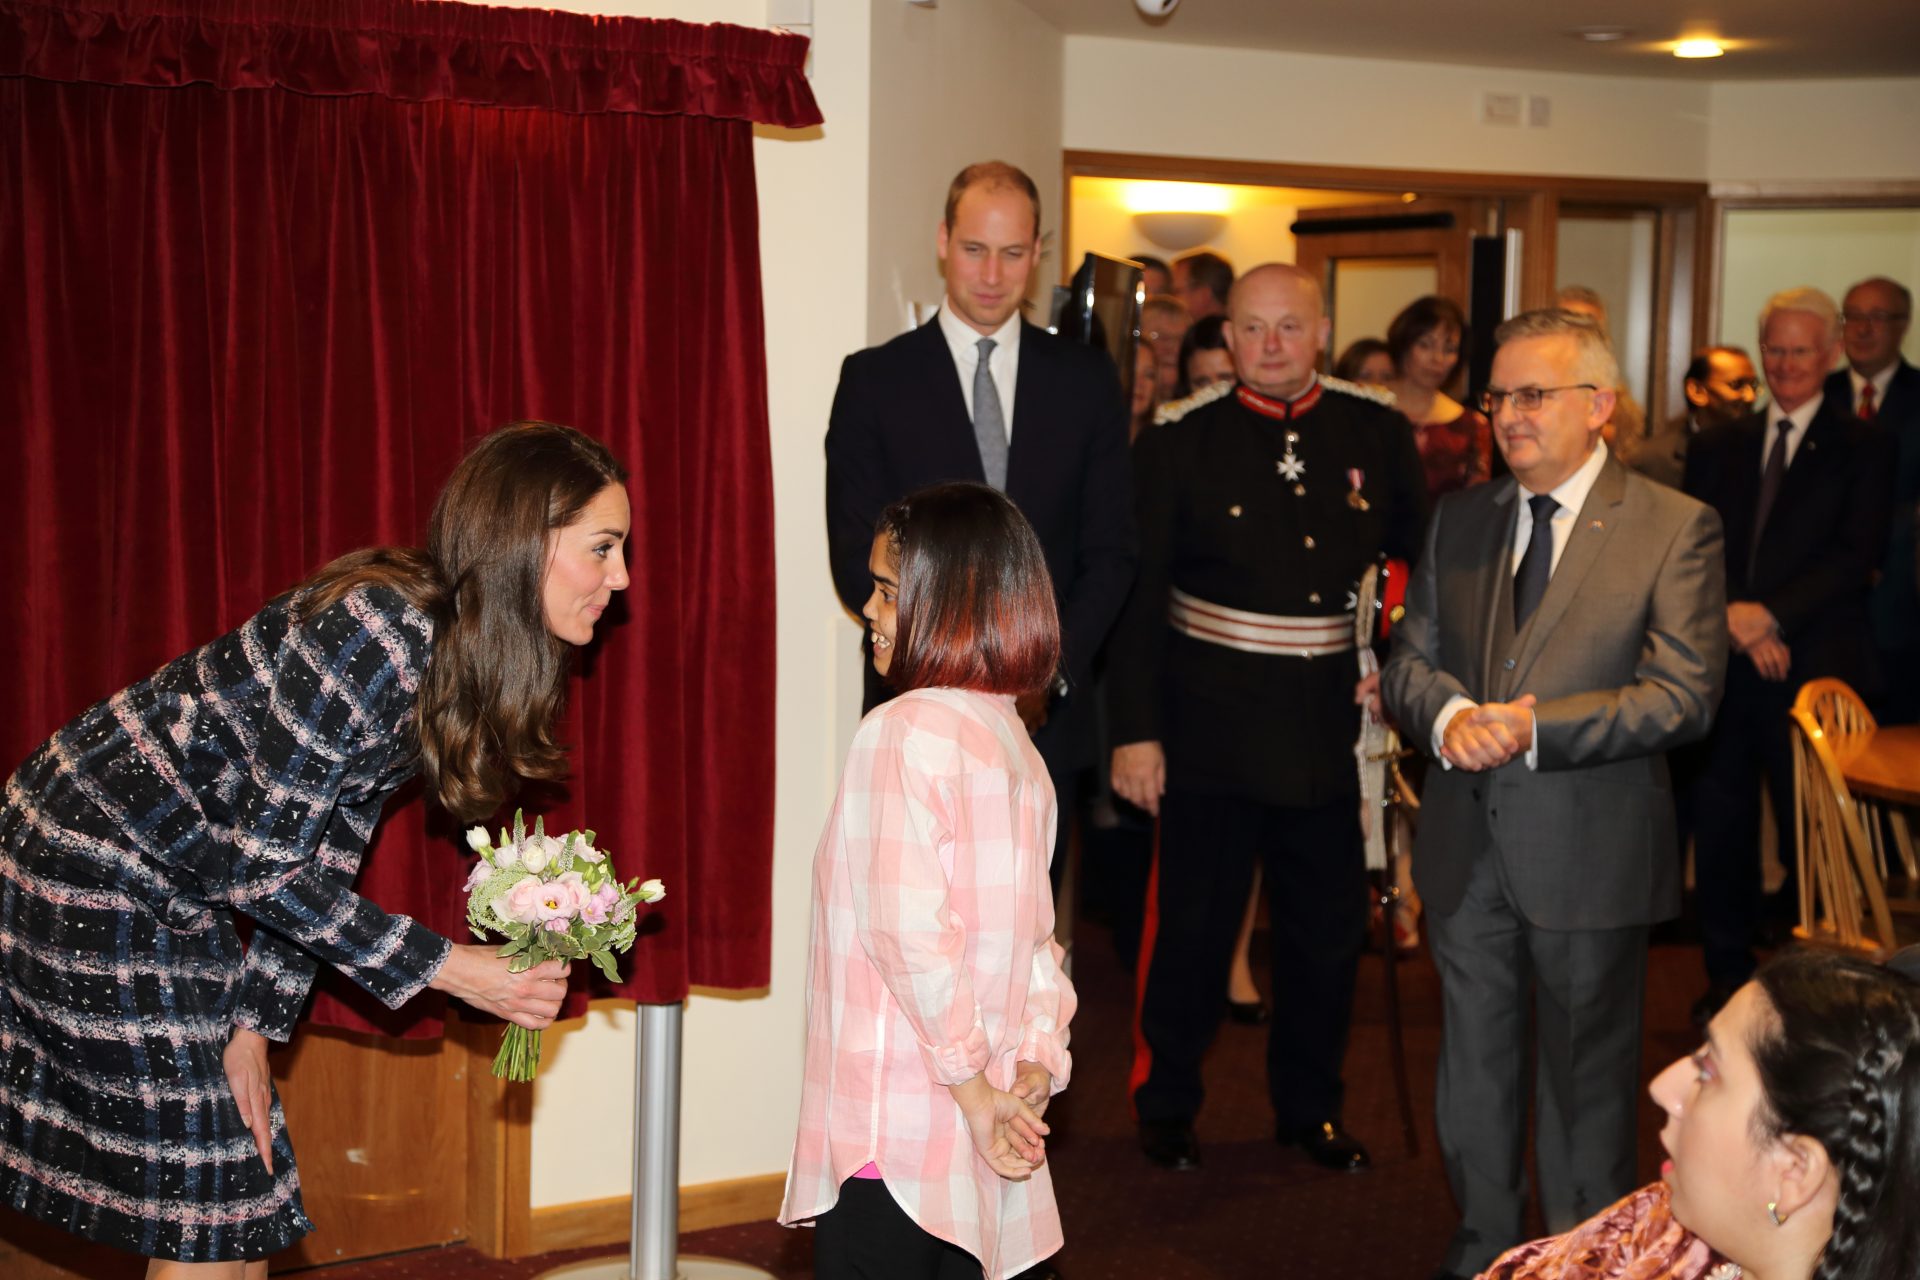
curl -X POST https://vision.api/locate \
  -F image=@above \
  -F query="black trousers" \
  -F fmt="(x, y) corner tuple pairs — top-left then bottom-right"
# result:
(813, 1179), (981, 1280)
(1130, 789), (1368, 1129)
(1689, 660), (1795, 989)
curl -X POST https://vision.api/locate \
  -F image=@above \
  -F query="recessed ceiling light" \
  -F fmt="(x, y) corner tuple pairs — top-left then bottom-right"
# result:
(1673, 38), (1726, 59)
(1568, 25), (1632, 43)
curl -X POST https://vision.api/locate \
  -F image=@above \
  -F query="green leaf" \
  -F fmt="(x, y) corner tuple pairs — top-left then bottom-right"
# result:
(591, 950), (621, 982)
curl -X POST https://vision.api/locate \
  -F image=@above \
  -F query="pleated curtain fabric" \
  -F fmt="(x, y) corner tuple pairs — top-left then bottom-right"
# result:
(0, 0), (821, 1024)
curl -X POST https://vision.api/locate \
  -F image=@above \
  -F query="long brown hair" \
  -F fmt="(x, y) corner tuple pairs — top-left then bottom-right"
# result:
(298, 421), (628, 819)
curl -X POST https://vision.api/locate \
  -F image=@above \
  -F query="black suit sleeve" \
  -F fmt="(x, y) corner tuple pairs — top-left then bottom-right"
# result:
(1105, 423), (1179, 747)
(1057, 349), (1137, 692)
(825, 351), (888, 618)
(1764, 424), (1896, 639)
(1382, 409), (1431, 566)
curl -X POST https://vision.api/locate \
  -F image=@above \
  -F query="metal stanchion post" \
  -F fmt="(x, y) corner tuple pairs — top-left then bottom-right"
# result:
(536, 1003), (775, 1280)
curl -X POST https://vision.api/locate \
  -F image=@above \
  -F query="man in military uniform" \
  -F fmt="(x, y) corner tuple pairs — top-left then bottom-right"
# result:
(1108, 263), (1429, 1173)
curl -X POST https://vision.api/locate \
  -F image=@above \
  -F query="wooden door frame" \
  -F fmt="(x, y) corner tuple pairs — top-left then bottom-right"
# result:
(1063, 150), (1709, 419)
(1694, 179), (1920, 346)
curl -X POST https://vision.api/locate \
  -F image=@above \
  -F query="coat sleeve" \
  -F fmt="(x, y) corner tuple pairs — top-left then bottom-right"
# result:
(1104, 423), (1180, 747)
(841, 711), (991, 1087)
(1382, 496), (1472, 754)
(226, 591), (451, 1041)
(1056, 349), (1138, 693)
(1532, 502), (1729, 770)
(825, 352), (889, 619)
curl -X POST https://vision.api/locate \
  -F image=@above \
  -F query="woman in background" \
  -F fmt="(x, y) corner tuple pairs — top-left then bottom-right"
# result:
(1172, 314), (1236, 400)
(0, 422), (628, 1277)
(1335, 337), (1396, 386)
(1130, 340), (1160, 441)
(1387, 295), (1492, 500)
(782, 483), (1075, 1280)
(1481, 949), (1920, 1280)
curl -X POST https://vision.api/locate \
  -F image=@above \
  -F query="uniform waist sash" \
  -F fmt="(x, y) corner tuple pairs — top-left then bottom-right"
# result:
(1168, 588), (1356, 657)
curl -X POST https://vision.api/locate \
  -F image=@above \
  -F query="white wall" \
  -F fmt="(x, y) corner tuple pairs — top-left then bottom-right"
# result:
(1062, 36), (1712, 182)
(1067, 177), (1302, 280)
(866, 0), (1064, 342)
(1708, 79), (1920, 184)
(1717, 208), (1920, 363)
(518, 0), (872, 1206)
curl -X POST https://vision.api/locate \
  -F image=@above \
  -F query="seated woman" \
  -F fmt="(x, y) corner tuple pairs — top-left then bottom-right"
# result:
(1171, 314), (1234, 400)
(1480, 948), (1920, 1280)
(1386, 295), (1491, 500)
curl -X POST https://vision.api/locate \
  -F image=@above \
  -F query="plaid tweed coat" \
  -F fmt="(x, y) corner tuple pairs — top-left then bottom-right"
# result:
(0, 584), (453, 1261)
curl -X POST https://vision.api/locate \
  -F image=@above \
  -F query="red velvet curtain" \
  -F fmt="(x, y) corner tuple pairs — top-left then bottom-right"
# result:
(0, 0), (820, 1032)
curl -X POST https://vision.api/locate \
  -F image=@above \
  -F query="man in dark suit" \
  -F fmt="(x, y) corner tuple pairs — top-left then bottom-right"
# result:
(1383, 309), (1727, 1279)
(825, 160), (1136, 873)
(1685, 286), (1896, 1020)
(1624, 345), (1758, 488)
(1826, 276), (1920, 722)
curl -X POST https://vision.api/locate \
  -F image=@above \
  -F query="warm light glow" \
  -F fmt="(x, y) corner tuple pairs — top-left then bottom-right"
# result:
(1121, 181), (1233, 215)
(1672, 38), (1725, 59)
(1400, 192), (1418, 203)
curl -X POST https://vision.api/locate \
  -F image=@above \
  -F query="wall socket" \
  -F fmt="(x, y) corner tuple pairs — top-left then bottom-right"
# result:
(1481, 91), (1523, 126)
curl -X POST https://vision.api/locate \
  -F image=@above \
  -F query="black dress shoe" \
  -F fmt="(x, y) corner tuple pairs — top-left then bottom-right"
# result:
(1138, 1118), (1200, 1170)
(1280, 1120), (1370, 1172)
(1226, 997), (1270, 1025)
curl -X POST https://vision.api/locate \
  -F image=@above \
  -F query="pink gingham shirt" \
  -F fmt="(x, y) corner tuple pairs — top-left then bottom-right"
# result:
(780, 687), (1076, 1278)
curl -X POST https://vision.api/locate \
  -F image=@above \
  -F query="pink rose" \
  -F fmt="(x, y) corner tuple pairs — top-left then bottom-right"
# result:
(554, 872), (590, 912)
(503, 876), (549, 924)
(580, 882), (618, 925)
(463, 861), (489, 893)
(543, 917), (571, 933)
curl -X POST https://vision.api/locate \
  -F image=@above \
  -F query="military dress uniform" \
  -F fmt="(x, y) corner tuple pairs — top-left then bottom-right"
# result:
(1107, 375), (1428, 1140)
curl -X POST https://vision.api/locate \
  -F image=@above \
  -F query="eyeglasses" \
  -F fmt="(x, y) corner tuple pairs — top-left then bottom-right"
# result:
(1842, 310), (1911, 328)
(1759, 345), (1823, 361)
(1478, 384), (1597, 414)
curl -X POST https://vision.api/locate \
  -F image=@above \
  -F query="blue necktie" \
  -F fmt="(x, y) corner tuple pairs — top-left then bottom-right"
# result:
(1513, 494), (1558, 628)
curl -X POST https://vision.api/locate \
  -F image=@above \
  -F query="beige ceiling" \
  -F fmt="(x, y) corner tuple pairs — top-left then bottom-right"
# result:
(1019, 0), (1920, 80)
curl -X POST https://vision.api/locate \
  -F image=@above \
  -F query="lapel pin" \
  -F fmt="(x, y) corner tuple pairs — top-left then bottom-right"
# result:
(1229, 504), (1243, 518)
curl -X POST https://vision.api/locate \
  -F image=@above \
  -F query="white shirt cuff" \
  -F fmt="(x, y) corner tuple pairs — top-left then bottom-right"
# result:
(1525, 710), (1539, 771)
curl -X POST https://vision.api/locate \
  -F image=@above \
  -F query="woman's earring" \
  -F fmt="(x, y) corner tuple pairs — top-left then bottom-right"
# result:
(1766, 1200), (1788, 1227)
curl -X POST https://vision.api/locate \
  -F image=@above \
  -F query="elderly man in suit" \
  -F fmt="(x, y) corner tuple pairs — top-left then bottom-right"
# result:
(1826, 276), (1920, 722)
(1383, 309), (1728, 1280)
(825, 160), (1136, 880)
(1624, 345), (1759, 489)
(1684, 286), (1896, 1019)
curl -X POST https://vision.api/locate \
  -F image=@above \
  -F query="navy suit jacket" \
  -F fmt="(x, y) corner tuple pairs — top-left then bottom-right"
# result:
(825, 317), (1136, 770)
(1684, 396), (1896, 695)
(1826, 362), (1920, 650)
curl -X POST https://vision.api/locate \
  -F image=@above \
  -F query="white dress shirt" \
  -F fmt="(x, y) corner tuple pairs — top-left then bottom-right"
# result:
(1849, 365), (1896, 413)
(1761, 391), (1824, 472)
(1429, 441), (1610, 770)
(937, 300), (1020, 442)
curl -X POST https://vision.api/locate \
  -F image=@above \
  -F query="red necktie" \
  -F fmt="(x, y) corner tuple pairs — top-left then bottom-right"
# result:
(1860, 383), (1877, 421)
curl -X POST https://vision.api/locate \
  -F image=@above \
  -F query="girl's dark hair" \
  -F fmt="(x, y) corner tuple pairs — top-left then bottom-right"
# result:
(1173, 314), (1231, 399)
(297, 421), (628, 820)
(1750, 950), (1920, 1280)
(1386, 295), (1470, 374)
(874, 483), (1060, 698)
(1333, 337), (1392, 383)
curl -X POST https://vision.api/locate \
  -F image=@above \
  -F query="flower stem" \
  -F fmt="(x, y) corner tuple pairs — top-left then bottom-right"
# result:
(493, 1025), (544, 1081)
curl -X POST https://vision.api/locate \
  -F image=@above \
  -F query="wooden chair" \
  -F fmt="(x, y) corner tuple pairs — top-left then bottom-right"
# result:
(1794, 679), (1920, 884)
(1787, 694), (1913, 957)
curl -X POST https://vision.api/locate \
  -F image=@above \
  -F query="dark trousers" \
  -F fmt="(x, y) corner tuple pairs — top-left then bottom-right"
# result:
(813, 1179), (981, 1280)
(1130, 789), (1367, 1130)
(1427, 849), (1648, 1276)
(1689, 661), (1795, 989)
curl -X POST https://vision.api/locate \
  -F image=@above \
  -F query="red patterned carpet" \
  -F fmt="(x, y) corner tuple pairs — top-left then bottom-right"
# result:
(276, 918), (1704, 1280)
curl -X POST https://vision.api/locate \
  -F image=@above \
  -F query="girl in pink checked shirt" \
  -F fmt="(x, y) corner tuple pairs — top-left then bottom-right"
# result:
(780, 483), (1077, 1280)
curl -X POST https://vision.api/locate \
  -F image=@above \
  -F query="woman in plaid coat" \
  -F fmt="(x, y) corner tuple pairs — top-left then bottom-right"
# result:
(782, 483), (1077, 1280)
(0, 422), (631, 1276)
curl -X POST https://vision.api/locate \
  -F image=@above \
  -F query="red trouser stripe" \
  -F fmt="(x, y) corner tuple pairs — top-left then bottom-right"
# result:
(1127, 820), (1162, 1117)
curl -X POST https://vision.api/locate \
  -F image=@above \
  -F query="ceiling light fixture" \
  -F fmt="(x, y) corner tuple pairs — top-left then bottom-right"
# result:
(1568, 26), (1631, 43)
(1672, 38), (1726, 59)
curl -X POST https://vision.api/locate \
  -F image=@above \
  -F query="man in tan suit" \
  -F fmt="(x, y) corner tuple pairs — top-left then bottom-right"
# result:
(1383, 309), (1728, 1278)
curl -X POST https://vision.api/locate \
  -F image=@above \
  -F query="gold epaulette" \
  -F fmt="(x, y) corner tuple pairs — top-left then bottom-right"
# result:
(1151, 379), (1235, 425)
(1319, 375), (1398, 409)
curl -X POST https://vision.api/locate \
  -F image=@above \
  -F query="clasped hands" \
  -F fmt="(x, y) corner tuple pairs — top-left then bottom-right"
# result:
(951, 1062), (1053, 1181)
(1727, 601), (1790, 682)
(1441, 694), (1537, 772)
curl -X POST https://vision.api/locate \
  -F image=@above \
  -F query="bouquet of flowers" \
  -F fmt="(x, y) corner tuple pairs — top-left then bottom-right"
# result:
(462, 810), (665, 1081)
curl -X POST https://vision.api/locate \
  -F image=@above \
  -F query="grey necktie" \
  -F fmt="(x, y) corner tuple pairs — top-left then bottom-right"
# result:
(972, 337), (1009, 490)
(1512, 494), (1558, 628)
(1750, 416), (1792, 577)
